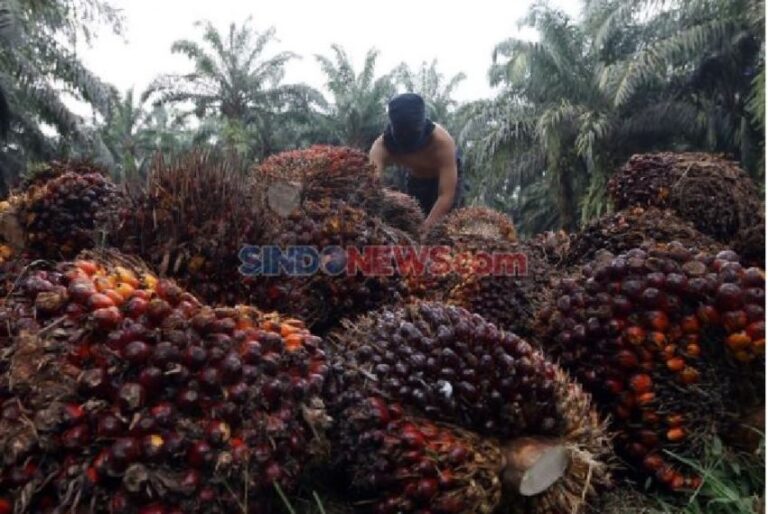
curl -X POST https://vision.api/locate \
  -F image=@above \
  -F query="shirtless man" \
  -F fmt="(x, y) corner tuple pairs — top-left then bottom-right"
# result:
(369, 93), (464, 231)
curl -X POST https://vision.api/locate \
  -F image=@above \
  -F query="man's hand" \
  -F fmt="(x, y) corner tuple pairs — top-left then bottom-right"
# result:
(422, 142), (458, 230)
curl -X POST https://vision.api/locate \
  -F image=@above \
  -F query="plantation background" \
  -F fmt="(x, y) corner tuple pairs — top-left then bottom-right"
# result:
(0, 0), (764, 235)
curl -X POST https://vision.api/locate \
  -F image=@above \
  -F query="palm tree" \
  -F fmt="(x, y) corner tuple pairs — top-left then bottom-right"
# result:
(101, 89), (194, 180)
(145, 18), (325, 160)
(0, 0), (121, 192)
(393, 60), (466, 127)
(587, 0), (765, 179)
(315, 45), (395, 149)
(459, 0), (762, 235)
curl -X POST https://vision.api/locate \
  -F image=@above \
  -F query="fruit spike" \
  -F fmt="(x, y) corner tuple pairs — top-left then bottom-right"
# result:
(607, 152), (762, 245)
(0, 249), (329, 512)
(329, 302), (611, 513)
(535, 241), (765, 490)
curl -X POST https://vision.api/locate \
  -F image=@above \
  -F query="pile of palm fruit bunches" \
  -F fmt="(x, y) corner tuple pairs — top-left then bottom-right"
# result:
(0, 147), (762, 513)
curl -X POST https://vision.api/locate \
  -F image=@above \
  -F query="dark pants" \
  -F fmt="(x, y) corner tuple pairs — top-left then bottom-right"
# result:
(405, 151), (466, 216)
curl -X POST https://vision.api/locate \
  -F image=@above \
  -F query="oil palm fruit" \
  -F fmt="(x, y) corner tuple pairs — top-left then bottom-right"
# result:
(536, 242), (765, 490)
(253, 145), (382, 210)
(329, 302), (612, 513)
(13, 160), (124, 259)
(0, 250), (328, 513)
(251, 197), (409, 333)
(368, 188), (425, 238)
(608, 152), (762, 244)
(566, 207), (723, 267)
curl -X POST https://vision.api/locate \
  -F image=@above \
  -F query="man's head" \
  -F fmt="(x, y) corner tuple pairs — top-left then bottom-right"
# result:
(384, 93), (435, 154)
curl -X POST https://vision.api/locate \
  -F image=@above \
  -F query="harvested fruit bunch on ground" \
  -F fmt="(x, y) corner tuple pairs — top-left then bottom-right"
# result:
(0, 251), (329, 513)
(250, 197), (409, 333)
(329, 302), (611, 513)
(536, 242), (766, 490)
(113, 152), (265, 306)
(12, 161), (124, 259)
(425, 206), (517, 246)
(565, 207), (723, 267)
(367, 188), (424, 238)
(253, 145), (382, 211)
(607, 152), (762, 244)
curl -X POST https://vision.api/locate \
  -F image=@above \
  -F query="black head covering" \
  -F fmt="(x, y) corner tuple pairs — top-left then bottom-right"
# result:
(383, 93), (435, 154)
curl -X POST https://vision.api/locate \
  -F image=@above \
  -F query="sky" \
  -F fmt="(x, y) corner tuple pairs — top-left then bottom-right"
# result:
(78, 0), (582, 106)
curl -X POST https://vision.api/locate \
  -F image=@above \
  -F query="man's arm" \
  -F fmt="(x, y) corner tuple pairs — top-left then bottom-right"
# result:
(422, 143), (458, 230)
(369, 136), (388, 176)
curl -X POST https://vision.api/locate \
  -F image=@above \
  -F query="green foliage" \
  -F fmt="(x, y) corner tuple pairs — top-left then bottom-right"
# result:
(458, 0), (765, 235)
(0, 0), (123, 193)
(651, 434), (765, 514)
(314, 45), (395, 149)
(393, 60), (466, 126)
(146, 18), (326, 161)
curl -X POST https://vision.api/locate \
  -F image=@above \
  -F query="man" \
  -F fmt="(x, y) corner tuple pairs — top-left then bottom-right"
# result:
(369, 93), (464, 231)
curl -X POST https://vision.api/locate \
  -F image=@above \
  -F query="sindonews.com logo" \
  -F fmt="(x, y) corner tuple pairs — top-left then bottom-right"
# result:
(238, 245), (528, 277)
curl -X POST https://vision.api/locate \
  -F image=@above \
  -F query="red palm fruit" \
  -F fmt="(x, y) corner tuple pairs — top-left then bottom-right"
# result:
(625, 326), (646, 345)
(629, 374), (653, 393)
(68, 278), (96, 303)
(696, 304), (720, 325)
(679, 367), (700, 385)
(680, 315), (700, 334)
(726, 332), (752, 352)
(87, 292), (115, 310)
(666, 428), (686, 442)
(666, 358), (685, 372)
(93, 306), (122, 331)
(0, 250), (328, 511)
(722, 310), (748, 332)
(645, 311), (669, 332)
(616, 350), (639, 368)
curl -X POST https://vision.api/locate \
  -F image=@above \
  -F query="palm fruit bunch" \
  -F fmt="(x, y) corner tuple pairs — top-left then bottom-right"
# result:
(607, 152), (763, 245)
(409, 209), (549, 337)
(253, 145), (382, 210)
(328, 302), (612, 514)
(535, 242), (765, 491)
(565, 207), (723, 267)
(10, 160), (124, 259)
(425, 206), (517, 246)
(250, 197), (409, 333)
(113, 152), (265, 306)
(367, 188), (425, 238)
(442, 241), (554, 338)
(0, 251), (329, 513)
